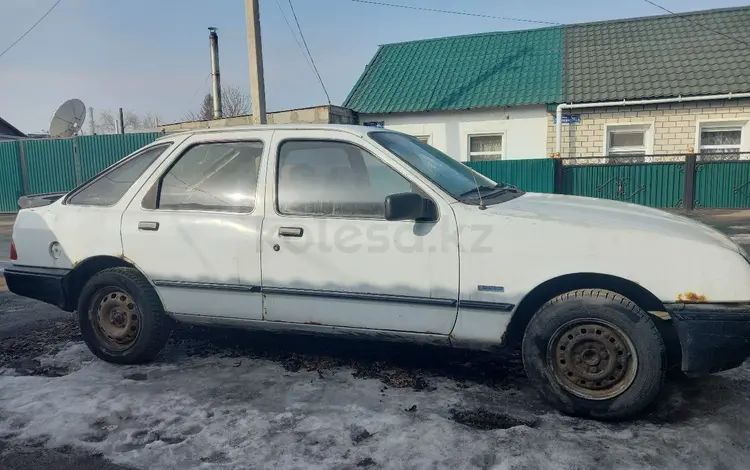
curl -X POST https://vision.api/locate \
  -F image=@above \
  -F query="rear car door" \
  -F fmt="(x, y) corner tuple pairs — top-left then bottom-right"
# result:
(120, 130), (271, 320)
(260, 129), (460, 334)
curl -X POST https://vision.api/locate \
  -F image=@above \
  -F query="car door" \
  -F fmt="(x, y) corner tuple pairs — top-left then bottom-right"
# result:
(121, 131), (271, 320)
(260, 129), (459, 334)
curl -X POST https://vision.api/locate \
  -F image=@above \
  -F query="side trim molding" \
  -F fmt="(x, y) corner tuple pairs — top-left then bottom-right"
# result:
(153, 280), (261, 293)
(457, 300), (515, 312)
(262, 286), (456, 307)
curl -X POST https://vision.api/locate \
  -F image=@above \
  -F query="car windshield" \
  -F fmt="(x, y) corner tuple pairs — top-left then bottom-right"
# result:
(369, 131), (498, 200)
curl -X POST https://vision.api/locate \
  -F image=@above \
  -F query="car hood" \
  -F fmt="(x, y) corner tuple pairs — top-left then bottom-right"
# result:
(482, 192), (740, 253)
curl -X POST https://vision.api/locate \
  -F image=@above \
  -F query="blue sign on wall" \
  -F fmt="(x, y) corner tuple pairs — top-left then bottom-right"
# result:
(553, 114), (581, 125)
(363, 121), (385, 128)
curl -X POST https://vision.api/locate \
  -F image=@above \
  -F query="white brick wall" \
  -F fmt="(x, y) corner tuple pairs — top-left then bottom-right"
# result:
(547, 98), (750, 157)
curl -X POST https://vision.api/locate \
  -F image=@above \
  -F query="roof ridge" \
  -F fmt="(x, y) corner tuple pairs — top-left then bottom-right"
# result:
(380, 25), (561, 48)
(564, 5), (750, 29)
(379, 6), (750, 48)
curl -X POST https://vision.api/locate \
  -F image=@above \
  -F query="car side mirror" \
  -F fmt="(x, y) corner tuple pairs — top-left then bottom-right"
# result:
(384, 193), (437, 222)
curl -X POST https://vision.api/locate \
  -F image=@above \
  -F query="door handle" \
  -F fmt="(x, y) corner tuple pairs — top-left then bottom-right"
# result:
(138, 221), (160, 231)
(278, 226), (303, 237)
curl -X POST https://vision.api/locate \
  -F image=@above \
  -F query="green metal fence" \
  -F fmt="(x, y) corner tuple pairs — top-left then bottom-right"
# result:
(0, 133), (161, 212)
(561, 162), (685, 208)
(3, 141), (750, 212)
(0, 141), (23, 213)
(77, 133), (161, 181)
(24, 139), (77, 195)
(467, 159), (555, 193)
(694, 160), (750, 209)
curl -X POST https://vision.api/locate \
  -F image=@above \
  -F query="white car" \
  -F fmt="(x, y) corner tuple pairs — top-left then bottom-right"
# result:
(6, 125), (750, 419)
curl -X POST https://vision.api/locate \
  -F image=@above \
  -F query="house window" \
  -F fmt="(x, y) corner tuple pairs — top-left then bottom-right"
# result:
(700, 126), (742, 155)
(608, 131), (646, 156)
(605, 124), (653, 163)
(468, 134), (503, 161)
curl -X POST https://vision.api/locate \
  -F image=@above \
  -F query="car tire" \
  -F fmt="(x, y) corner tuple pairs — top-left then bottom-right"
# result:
(522, 289), (665, 420)
(78, 267), (173, 364)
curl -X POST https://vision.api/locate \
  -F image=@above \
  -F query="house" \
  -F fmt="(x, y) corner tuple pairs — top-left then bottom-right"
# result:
(0, 116), (26, 141)
(345, 6), (750, 161)
(553, 7), (750, 160)
(343, 28), (563, 161)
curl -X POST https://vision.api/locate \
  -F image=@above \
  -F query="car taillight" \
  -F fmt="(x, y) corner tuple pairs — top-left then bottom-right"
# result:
(9, 239), (17, 261)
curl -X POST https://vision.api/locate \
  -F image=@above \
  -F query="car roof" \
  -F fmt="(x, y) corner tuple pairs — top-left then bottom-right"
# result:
(155, 124), (386, 142)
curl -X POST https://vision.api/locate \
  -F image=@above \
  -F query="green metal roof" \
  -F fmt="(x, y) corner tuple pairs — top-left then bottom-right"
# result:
(564, 7), (750, 103)
(343, 27), (564, 114)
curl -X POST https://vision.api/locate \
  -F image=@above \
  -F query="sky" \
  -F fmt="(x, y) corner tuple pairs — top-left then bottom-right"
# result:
(0, 0), (748, 133)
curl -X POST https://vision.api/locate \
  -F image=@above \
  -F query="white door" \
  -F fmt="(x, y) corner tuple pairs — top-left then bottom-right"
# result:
(121, 133), (270, 320)
(260, 130), (459, 334)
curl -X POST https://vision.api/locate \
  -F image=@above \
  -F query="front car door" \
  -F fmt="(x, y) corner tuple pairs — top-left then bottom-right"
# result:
(121, 130), (271, 320)
(260, 129), (459, 335)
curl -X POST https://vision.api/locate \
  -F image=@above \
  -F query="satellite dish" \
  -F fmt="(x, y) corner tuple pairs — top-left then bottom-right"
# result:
(49, 99), (86, 138)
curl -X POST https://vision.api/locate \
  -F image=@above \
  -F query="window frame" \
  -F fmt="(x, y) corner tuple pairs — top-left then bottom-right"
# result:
(64, 142), (173, 207)
(603, 123), (654, 160)
(467, 133), (504, 161)
(696, 120), (748, 157)
(143, 139), (265, 214)
(273, 137), (436, 221)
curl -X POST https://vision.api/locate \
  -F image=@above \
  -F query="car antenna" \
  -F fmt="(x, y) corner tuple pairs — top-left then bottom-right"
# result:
(469, 170), (487, 210)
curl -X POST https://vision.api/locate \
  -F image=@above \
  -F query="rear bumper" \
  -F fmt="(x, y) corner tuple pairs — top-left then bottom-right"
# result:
(3, 265), (70, 309)
(666, 303), (750, 376)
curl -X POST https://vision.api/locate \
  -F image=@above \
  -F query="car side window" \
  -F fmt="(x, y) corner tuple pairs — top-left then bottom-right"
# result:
(157, 141), (263, 213)
(68, 144), (170, 206)
(276, 140), (415, 218)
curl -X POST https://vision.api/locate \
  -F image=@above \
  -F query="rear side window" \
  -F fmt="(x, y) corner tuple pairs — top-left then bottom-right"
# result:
(68, 144), (170, 206)
(157, 141), (263, 213)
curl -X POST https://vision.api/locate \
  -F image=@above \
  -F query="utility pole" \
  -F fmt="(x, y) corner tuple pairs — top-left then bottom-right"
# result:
(208, 27), (222, 120)
(245, 0), (267, 124)
(88, 107), (95, 135)
(117, 108), (125, 134)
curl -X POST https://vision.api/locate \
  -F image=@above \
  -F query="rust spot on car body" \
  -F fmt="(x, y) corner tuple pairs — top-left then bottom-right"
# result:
(677, 292), (708, 303)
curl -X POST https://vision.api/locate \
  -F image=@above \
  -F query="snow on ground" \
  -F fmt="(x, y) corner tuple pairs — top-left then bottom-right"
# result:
(2, 339), (750, 470)
(730, 233), (750, 245)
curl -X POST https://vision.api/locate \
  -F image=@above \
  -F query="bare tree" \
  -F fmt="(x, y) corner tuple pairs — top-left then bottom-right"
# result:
(183, 86), (251, 122)
(95, 110), (163, 134)
(141, 112), (162, 129)
(97, 110), (118, 133)
(222, 86), (250, 117)
(123, 111), (141, 131)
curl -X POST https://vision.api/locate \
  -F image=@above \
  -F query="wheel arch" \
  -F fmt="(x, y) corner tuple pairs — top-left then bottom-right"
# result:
(63, 255), (137, 311)
(504, 273), (668, 347)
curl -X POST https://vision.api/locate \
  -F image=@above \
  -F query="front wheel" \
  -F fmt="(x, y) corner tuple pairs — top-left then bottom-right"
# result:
(522, 289), (665, 420)
(78, 267), (173, 364)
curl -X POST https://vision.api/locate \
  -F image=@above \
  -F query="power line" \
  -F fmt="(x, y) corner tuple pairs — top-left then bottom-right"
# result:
(0, 0), (63, 60)
(642, 0), (750, 48)
(288, 0), (332, 105)
(274, 0), (318, 77)
(190, 73), (211, 102)
(344, 0), (561, 26)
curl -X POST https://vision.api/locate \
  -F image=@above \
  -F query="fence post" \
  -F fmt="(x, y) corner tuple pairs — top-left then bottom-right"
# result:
(72, 137), (82, 185)
(18, 139), (29, 196)
(553, 158), (564, 194)
(684, 153), (697, 211)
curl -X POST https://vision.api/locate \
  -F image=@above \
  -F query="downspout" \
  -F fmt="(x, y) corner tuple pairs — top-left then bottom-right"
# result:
(554, 92), (750, 157)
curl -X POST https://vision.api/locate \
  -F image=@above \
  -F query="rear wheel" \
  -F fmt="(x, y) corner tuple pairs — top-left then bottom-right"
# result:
(522, 289), (665, 420)
(78, 267), (172, 364)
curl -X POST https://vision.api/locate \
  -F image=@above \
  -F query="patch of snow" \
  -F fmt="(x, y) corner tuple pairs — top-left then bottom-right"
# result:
(2, 342), (750, 469)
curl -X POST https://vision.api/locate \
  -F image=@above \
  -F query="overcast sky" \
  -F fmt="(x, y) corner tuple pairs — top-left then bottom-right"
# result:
(0, 0), (747, 133)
